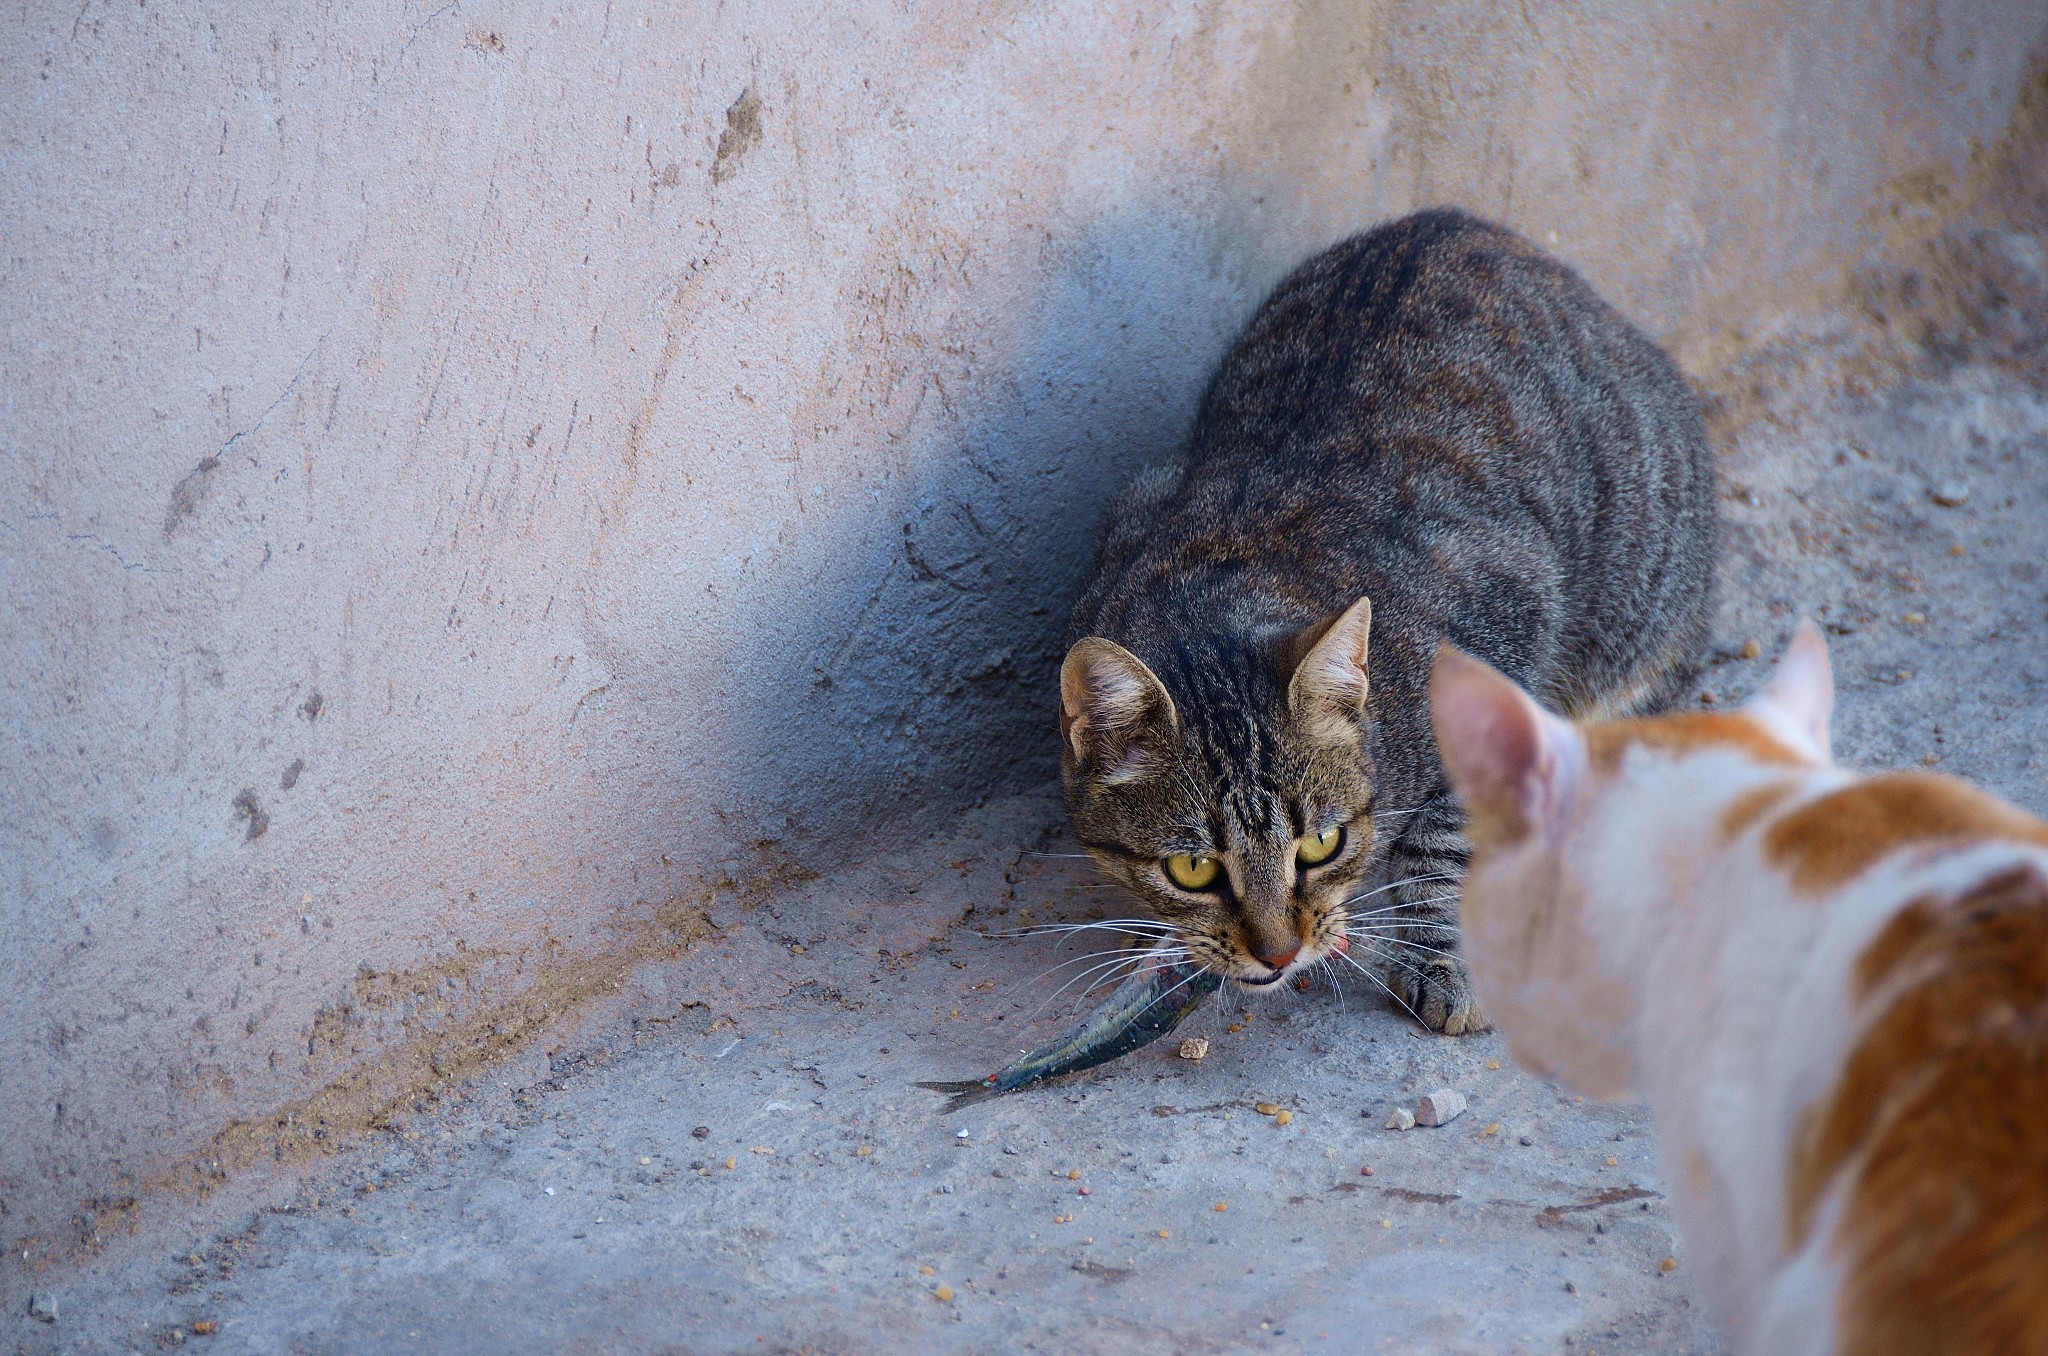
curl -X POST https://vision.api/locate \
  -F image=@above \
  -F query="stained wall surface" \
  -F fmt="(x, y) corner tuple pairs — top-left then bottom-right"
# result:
(3, 0), (2041, 1243)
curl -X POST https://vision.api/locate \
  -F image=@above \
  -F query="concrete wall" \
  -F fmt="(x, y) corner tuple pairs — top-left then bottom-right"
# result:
(4, 0), (2042, 1248)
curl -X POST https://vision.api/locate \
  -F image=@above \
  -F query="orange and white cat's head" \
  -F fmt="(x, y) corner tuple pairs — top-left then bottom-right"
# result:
(1427, 625), (1835, 1097)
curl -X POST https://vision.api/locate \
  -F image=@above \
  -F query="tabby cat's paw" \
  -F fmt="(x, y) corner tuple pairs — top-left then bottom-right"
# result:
(1391, 958), (1490, 1036)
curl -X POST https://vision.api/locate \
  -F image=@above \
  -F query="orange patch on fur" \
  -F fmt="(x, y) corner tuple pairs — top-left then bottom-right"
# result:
(1583, 711), (1809, 776)
(1783, 865), (2048, 1354)
(1462, 799), (1527, 854)
(1762, 773), (2048, 896)
(1718, 782), (1800, 840)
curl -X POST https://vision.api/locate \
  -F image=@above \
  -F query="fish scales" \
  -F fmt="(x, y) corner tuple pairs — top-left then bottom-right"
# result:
(917, 957), (1222, 1112)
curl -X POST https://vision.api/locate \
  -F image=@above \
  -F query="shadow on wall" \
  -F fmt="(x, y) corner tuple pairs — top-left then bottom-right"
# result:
(722, 205), (1283, 861)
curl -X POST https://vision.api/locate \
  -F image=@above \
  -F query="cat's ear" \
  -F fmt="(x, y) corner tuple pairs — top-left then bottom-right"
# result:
(1743, 620), (1833, 765)
(1288, 596), (1373, 744)
(1060, 638), (1178, 783)
(1430, 646), (1582, 846)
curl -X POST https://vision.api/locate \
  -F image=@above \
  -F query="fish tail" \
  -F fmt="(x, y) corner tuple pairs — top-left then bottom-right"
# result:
(913, 1078), (1001, 1113)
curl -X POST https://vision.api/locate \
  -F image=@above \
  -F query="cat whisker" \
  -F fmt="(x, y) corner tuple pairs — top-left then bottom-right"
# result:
(986, 920), (1179, 940)
(1317, 955), (1346, 1014)
(1338, 892), (1463, 926)
(1344, 919), (1460, 940)
(1342, 931), (1464, 963)
(1028, 944), (1176, 986)
(1031, 946), (1185, 1011)
(1345, 946), (1444, 1007)
(1334, 948), (1427, 1027)
(1343, 872), (1459, 905)
(1341, 901), (1425, 922)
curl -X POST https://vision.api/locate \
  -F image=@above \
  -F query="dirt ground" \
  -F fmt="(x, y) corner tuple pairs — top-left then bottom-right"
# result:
(10, 234), (2048, 1354)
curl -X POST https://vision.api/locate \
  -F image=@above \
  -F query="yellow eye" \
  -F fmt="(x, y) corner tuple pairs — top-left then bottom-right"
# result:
(1295, 825), (1344, 868)
(1163, 853), (1221, 890)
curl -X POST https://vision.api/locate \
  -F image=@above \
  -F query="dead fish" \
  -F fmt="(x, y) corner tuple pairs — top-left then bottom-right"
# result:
(917, 956), (1222, 1112)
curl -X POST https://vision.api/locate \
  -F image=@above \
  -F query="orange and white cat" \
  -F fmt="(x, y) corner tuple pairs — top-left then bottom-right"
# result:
(1429, 622), (2048, 1355)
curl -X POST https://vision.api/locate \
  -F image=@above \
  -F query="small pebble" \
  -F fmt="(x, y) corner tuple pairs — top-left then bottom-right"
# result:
(1485, 1059), (1501, 1070)
(1416, 1089), (1467, 1127)
(1214, 1201), (1229, 1213)
(1178, 1037), (1209, 1060)
(1359, 1166), (1375, 1177)
(1158, 1229), (1171, 1238)
(28, 1292), (57, 1324)
(1739, 638), (1762, 659)
(855, 1146), (873, 1157)
(1903, 612), (1926, 625)
(1950, 544), (1967, 556)
(956, 1128), (971, 1140)
(1564, 1281), (1578, 1294)
(1660, 1257), (1679, 1274)
(1273, 1110), (1293, 1127)
(1519, 1134), (1535, 1146)
(638, 1157), (651, 1166)
(723, 1157), (737, 1170)
(692, 1126), (710, 1140)
(934, 1284), (954, 1302)
(1067, 1169), (1081, 1180)
(1604, 1156), (1619, 1167)
(191, 1321), (216, 1335)
(1480, 1122), (1500, 1138)
(1929, 482), (1970, 507)
(921, 1265), (935, 1276)
(1255, 1102), (1281, 1116)
(1385, 1107), (1416, 1131)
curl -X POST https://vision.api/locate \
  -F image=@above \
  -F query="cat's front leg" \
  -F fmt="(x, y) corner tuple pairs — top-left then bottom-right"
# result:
(1376, 793), (1488, 1035)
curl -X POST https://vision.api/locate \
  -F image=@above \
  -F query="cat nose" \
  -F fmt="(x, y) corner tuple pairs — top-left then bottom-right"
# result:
(1256, 944), (1300, 971)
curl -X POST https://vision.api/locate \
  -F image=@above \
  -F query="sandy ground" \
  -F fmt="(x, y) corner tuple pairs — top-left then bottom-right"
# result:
(10, 269), (2048, 1354)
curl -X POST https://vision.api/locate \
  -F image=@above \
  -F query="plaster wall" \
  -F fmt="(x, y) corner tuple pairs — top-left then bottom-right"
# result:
(3, 0), (2041, 1243)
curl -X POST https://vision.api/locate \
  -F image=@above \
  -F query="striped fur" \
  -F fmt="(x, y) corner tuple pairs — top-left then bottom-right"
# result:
(1059, 208), (1717, 1027)
(1431, 624), (2048, 1352)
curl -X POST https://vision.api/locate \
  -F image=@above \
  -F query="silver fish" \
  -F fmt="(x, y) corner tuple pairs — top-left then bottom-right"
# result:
(917, 955), (1222, 1112)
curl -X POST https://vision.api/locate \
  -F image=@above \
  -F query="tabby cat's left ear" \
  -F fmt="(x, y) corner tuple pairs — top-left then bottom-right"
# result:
(1430, 645), (1582, 849)
(1288, 596), (1373, 744)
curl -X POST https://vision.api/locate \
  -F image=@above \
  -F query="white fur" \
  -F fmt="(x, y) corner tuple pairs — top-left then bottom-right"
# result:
(1438, 630), (2048, 1352)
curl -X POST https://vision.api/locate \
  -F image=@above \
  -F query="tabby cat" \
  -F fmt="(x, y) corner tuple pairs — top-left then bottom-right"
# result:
(1431, 626), (2048, 1352)
(1059, 208), (1716, 1032)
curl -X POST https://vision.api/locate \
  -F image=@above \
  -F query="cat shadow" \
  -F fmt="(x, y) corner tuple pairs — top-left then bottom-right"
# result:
(715, 203), (1286, 891)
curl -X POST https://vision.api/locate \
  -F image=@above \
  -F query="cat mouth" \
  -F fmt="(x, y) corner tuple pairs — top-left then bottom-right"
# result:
(1231, 935), (1349, 987)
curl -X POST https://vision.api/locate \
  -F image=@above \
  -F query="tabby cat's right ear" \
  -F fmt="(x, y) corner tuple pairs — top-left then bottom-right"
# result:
(1429, 645), (1582, 849)
(1060, 639), (1178, 784)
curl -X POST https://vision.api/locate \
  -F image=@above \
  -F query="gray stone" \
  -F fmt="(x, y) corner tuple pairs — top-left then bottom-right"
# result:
(1417, 1088), (1468, 1127)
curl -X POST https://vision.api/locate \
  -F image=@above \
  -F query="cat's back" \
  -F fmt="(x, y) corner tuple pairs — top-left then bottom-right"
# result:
(1762, 783), (2048, 1354)
(1075, 207), (1714, 709)
(1193, 207), (1674, 466)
